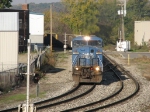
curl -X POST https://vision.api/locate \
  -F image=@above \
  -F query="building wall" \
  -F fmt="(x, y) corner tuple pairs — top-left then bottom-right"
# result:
(0, 12), (19, 31)
(0, 32), (19, 71)
(134, 21), (150, 45)
(0, 12), (19, 71)
(0, 8), (30, 52)
(29, 35), (43, 44)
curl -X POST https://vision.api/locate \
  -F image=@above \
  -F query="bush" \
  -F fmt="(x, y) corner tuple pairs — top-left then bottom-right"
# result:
(130, 42), (149, 52)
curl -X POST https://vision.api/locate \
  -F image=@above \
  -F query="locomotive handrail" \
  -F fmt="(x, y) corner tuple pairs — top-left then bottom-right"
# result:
(97, 55), (103, 72)
(72, 55), (79, 66)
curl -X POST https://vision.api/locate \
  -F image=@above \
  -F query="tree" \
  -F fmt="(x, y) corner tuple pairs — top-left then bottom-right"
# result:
(44, 4), (72, 36)
(96, 0), (120, 45)
(0, 0), (12, 9)
(61, 0), (104, 35)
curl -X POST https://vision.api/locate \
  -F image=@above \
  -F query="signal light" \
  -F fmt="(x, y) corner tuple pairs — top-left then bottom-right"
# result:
(33, 73), (40, 83)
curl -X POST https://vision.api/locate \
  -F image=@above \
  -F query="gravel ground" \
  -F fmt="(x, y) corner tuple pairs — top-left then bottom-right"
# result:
(104, 52), (150, 112)
(31, 53), (75, 103)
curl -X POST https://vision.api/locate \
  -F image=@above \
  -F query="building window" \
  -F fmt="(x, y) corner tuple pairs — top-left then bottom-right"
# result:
(19, 36), (24, 45)
(19, 19), (23, 29)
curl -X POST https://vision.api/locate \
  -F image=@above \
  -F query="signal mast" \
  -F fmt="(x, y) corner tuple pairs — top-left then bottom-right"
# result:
(116, 0), (130, 52)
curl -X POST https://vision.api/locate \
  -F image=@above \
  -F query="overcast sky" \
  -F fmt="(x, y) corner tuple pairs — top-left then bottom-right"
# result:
(12, 0), (61, 5)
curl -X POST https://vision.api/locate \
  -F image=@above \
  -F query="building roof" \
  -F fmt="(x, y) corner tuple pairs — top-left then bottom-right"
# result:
(30, 12), (44, 15)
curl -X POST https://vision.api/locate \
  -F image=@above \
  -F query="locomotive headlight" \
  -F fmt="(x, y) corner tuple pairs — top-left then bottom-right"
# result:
(95, 67), (100, 71)
(74, 66), (81, 71)
(75, 67), (79, 71)
(84, 36), (90, 41)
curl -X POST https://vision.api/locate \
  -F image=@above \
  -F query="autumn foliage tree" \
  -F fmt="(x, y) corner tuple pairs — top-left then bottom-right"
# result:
(61, 0), (104, 35)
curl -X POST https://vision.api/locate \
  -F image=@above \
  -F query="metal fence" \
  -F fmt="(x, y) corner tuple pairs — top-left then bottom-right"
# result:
(0, 68), (18, 89)
(0, 49), (46, 90)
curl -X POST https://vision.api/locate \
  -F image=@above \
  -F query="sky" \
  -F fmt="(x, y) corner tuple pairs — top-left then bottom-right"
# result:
(12, 0), (61, 5)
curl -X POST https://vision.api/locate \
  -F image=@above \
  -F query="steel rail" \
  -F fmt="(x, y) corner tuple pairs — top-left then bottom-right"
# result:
(34, 83), (80, 105)
(37, 84), (96, 110)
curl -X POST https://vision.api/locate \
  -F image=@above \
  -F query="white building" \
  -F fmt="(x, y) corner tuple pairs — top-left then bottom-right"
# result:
(29, 12), (44, 51)
(134, 21), (150, 45)
(0, 12), (19, 71)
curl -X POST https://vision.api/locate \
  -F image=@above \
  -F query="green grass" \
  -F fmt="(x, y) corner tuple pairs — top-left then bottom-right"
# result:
(130, 44), (150, 52)
(0, 92), (46, 104)
(0, 94), (26, 104)
(103, 44), (116, 51)
(57, 52), (68, 58)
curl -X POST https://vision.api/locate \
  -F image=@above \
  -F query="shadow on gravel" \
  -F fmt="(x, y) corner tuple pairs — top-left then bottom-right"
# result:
(47, 68), (66, 73)
(79, 83), (103, 85)
(101, 71), (128, 86)
(101, 62), (128, 86)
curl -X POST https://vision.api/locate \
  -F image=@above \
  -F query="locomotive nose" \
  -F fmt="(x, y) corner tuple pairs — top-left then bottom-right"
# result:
(77, 47), (98, 67)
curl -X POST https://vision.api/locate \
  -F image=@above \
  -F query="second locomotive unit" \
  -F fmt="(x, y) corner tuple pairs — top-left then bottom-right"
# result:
(72, 35), (103, 83)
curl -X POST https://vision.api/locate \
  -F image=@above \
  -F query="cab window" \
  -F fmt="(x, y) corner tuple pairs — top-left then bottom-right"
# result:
(73, 40), (87, 48)
(88, 40), (102, 47)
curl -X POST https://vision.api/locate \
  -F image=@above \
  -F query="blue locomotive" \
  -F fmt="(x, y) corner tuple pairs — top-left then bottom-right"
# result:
(72, 35), (103, 83)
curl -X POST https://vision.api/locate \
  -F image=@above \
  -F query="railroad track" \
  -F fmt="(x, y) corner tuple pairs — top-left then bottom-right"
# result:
(0, 53), (140, 112)
(36, 84), (96, 111)
(0, 84), (96, 112)
(50, 53), (139, 112)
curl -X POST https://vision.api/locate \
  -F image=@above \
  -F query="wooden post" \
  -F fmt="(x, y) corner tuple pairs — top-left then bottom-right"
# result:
(36, 83), (39, 97)
(128, 54), (130, 65)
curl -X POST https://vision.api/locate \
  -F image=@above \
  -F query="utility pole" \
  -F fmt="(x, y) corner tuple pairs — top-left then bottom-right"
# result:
(121, 4), (125, 41)
(64, 32), (67, 53)
(24, 11), (26, 52)
(50, 4), (53, 53)
(118, 0), (126, 41)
